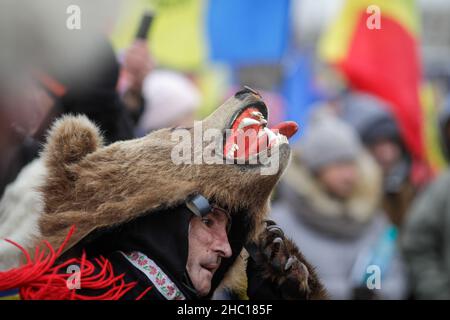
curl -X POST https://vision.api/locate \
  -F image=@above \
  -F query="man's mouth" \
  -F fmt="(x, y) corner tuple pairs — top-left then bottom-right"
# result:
(224, 105), (298, 161)
(201, 263), (219, 275)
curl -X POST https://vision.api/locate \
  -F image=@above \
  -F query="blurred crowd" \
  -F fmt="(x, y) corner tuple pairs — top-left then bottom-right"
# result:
(2, 0), (450, 300)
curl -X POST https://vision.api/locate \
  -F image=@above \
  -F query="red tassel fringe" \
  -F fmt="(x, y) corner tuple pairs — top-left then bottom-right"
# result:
(0, 226), (152, 300)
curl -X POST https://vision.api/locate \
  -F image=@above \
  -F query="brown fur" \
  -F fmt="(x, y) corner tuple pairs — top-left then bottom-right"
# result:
(37, 92), (298, 296)
(259, 235), (328, 299)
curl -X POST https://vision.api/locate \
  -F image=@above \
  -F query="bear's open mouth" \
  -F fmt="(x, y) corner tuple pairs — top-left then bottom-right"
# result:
(224, 103), (298, 161)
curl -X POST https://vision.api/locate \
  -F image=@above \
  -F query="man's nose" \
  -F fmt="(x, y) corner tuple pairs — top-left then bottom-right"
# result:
(213, 231), (232, 258)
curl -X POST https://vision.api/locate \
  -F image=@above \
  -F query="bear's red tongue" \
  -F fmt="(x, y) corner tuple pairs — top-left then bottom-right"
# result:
(271, 121), (299, 139)
(224, 107), (298, 160)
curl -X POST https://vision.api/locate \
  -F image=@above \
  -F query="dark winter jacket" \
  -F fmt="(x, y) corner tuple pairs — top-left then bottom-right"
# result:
(401, 170), (450, 299)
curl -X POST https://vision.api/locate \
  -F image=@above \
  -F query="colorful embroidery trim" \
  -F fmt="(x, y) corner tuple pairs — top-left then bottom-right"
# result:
(120, 251), (186, 300)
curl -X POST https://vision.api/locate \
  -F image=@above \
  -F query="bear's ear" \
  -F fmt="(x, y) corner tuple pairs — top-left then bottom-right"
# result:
(41, 114), (103, 185)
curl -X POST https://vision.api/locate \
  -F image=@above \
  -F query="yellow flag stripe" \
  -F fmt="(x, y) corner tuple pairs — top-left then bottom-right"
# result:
(421, 83), (447, 172)
(110, 0), (206, 71)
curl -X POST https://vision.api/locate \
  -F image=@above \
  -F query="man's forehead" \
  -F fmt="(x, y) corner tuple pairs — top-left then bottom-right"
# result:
(208, 209), (230, 222)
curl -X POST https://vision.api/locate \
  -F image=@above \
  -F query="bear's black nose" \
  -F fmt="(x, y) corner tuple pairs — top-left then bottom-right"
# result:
(234, 86), (261, 100)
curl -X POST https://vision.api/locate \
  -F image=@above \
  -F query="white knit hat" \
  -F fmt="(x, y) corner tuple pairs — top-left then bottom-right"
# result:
(137, 69), (201, 132)
(297, 111), (362, 171)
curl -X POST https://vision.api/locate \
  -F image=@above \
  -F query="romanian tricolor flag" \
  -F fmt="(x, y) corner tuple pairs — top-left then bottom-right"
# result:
(110, 0), (290, 117)
(110, 0), (290, 70)
(319, 0), (424, 161)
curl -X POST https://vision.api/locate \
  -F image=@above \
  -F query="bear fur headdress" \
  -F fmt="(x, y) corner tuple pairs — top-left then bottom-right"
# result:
(37, 87), (299, 292)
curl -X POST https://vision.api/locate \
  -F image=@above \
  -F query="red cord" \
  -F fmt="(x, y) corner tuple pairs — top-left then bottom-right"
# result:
(136, 286), (153, 300)
(0, 226), (152, 300)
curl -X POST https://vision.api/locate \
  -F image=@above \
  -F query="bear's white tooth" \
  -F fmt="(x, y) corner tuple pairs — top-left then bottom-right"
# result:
(238, 118), (261, 129)
(251, 111), (264, 119)
(264, 127), (277, 142)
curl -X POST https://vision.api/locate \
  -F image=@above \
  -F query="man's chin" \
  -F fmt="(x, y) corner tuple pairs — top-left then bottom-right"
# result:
(196, 283), (212, 297)
(194, 269), (214, 297)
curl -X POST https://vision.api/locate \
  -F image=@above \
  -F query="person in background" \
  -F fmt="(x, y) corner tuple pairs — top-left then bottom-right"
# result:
(0, 31), (150, 191)
(119, 39), (154, 124)
(401, 94), (450, 300)
(135, 69), (201, 135)
(38, 34), (137, 145)
(337, 92), (422, 227)
(0, 80), (47, 197)
(0, 34), (149, 271)
(401, 170), (450, 299)
(271, 110), (407, 299)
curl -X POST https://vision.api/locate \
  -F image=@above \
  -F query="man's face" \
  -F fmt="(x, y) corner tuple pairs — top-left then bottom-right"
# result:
(369, 139), (401, 174)
(186, 209), (232, 297)
(10, 79), (55, 137)
(317, 160), (358, 200)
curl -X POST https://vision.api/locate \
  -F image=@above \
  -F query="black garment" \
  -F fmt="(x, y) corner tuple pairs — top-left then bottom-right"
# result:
(57, 87), (135, 144)
(63, 203), (252, 300)
(1, 35), (135, 197)
(44, 35), (135, 144)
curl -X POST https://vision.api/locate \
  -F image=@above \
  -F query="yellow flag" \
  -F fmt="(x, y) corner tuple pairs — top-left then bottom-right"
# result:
(110, 0), (206, 71)
(109, 0), (156, 52)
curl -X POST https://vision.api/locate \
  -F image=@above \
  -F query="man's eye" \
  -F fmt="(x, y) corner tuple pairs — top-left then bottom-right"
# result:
(202, 218), (213, 227)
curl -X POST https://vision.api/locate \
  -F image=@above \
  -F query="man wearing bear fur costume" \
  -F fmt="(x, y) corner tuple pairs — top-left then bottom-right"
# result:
(0, 87), (326, 300)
